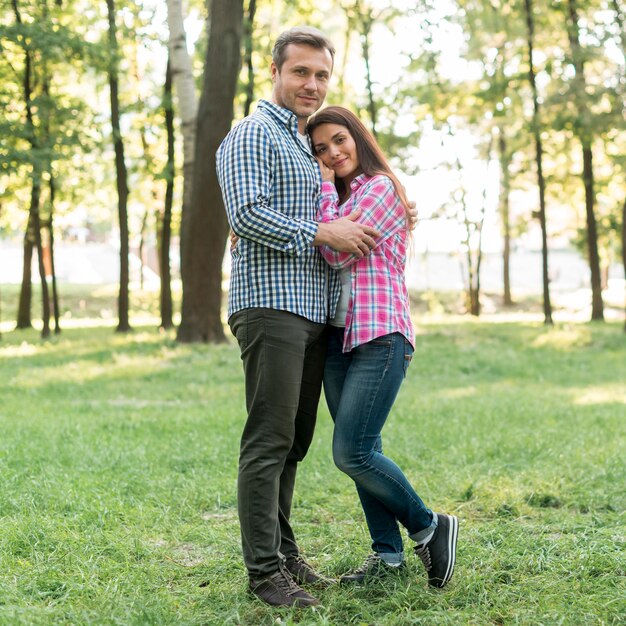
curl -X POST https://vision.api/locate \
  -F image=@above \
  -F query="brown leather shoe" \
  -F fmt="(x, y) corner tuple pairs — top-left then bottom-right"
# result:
(285, 555), (336, 587)
(248, 562), (319, 607)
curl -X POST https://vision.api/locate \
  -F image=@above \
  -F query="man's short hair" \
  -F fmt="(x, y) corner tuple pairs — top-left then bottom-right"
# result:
(272, 26), (336, 72)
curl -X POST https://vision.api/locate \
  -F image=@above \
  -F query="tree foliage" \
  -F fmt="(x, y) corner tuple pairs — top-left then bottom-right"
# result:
(1, 0), (624, 334)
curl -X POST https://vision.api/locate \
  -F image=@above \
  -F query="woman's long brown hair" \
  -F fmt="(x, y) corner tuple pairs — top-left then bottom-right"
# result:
(306, 106), (411, 218)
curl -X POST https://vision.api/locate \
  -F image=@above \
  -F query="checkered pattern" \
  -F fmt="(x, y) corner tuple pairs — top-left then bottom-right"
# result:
(217, 100), (338, 323)
(317, 175), (414, 352)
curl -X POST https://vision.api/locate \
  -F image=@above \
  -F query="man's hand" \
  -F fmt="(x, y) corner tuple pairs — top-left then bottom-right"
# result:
(313, 209), (379, 257)
(407, 200), (418, 230)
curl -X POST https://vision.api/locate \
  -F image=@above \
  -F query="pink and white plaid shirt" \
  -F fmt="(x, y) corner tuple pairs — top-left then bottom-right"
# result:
(317, 174), (415, 353)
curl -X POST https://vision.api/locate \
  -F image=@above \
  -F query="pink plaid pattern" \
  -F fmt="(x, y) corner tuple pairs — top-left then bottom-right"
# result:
(317, 174), (415, 352)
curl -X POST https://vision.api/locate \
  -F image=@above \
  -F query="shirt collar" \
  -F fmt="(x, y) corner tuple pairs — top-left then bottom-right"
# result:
(257, 99), (299, 136)
(347, 172), (371, 192)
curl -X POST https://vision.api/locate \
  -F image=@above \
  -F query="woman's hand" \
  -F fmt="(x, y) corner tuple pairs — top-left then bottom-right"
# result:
(316, 157), (335, 183)
(229, 230), (239, 251)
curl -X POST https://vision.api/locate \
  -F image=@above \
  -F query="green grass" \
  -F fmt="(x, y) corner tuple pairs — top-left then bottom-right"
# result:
(0, 316), (624, 625)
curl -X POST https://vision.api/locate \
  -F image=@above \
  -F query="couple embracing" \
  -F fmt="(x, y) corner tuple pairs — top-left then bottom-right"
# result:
(216, 26), (458, 608)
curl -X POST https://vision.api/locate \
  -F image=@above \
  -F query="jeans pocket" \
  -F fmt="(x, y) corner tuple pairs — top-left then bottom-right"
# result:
(369, 333), (393, 347)
(402, 341), (413, 377)
(229, 309), (249, 352)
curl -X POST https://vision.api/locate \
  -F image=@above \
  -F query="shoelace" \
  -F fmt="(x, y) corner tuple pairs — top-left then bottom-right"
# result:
(289, 556), (310, 571)
(352, 553), (382, 575)
(272, 561), (302, 596)
(414, 544), (432, 571)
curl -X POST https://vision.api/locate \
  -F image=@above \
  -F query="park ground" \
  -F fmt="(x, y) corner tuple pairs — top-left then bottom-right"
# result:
(0, 285), (624, 625)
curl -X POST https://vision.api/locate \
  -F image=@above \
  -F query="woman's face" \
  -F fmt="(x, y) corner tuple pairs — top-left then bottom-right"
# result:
(311, 123), (361, 182)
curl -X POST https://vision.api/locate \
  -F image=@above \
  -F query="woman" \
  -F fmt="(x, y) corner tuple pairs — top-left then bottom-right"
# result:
(307, 106), (458, 588)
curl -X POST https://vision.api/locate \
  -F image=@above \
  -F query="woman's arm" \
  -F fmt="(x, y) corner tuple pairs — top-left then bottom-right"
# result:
(317, 176), (407, 270)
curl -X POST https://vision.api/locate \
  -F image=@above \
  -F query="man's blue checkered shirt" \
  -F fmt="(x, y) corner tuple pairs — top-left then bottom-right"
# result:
(217, 99), (338, 323)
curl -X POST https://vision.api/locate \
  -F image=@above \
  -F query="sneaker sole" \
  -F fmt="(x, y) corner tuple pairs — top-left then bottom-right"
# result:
(439, 514), (458, 588)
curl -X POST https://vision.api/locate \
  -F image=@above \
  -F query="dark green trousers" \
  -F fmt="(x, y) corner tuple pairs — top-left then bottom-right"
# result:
(229, 308), (328, 577)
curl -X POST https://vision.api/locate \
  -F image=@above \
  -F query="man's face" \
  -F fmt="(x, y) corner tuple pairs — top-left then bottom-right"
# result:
(271, 44), (333, 128)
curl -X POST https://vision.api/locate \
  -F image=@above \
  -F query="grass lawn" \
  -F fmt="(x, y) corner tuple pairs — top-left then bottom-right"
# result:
(0, 313), (624, 625)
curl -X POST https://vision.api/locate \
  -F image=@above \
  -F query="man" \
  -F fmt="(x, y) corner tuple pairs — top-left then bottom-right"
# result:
(216, 26), (379, 608)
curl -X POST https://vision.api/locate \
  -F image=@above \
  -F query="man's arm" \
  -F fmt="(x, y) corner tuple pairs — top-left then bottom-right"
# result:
(217, 120), (317, 256)
(313, 209), (378, 257)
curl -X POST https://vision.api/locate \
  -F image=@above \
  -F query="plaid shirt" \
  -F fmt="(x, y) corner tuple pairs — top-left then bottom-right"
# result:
(317, 175), (415, 352)
(217, 100), (338, 323)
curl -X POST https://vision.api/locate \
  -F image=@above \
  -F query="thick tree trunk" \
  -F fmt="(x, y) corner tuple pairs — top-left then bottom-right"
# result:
(243, 0), (256, 117)
(524, 0), (553, 325)
(160, 58), (174, 330)
(178, 0), (243, 343)
(166, 0), (199, 341)
(107, 0), (131, 333)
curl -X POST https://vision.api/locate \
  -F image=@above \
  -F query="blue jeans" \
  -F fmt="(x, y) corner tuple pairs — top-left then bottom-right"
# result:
(324, 327), (435, 560)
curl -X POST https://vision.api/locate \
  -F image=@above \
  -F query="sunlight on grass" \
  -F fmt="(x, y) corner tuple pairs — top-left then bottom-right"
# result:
(0, 342), (42, 358)
(573, 385), (626, 406)
(438, 386), (478, 399)
(532, 325), (593, 349)
(10, 354), (171, 387)
(1, 318), (624, 625)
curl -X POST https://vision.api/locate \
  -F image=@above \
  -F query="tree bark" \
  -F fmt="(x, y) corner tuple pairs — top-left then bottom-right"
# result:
(243, 0), (256, 117)
(48, 177), (61, 334)
(138, 208), (149, 291)
(622, 195), (626, 333)
(13, 0), (34, 330)
(358, 5), (377, 137)
(178, 0), (243, 343)
(160, 58), (174, 330)
(166, 0), (199, 341)
(16, 215), (34, 329)
(107, 0), (131, 332)
(523, 0), (553, 325)
(498, 131), (513, 306)
(30, 177), (51, 338)
(566, 0), (604, 320)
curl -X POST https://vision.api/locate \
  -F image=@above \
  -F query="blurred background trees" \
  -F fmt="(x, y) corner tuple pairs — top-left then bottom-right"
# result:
(1, 0), (624, 339)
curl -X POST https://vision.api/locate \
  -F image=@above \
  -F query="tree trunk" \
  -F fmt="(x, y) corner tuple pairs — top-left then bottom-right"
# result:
(166, 0), (199, 341)
(243, 0), (256, 117)
(582, 145), (604, 319)
(160, 57), (174, 330)
(178, 0), (243, 343)
(566, 0), (604, 320)
(498, 131), (513, 306)
(107, 0), (131, 333)
(523, 0), (553, 325)
(139, 208), (149, 291)
(16, 214), (34, 329)
(610, 2), (625, 331)
(622, 195), (626, 333)
(30, 177), (51, 339)
(359, 7), (377, 137)
(48, 177), (61, 334)
(0, 205), (2, 338)
(13, 0), (34, 330)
